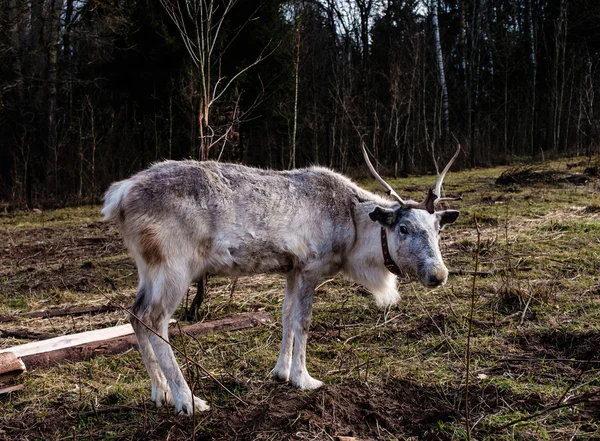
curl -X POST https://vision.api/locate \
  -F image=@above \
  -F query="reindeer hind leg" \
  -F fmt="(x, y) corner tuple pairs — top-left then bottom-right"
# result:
(144, 269), (209, 415)
(130, 282), (173, 407)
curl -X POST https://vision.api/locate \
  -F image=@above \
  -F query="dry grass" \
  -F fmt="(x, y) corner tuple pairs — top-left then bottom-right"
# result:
(1, 156), (600, 440)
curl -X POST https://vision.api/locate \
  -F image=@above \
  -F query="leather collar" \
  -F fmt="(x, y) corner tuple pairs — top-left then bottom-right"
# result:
(380, 227), (403, 276)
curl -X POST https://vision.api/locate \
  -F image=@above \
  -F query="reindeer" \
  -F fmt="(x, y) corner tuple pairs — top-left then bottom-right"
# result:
(101, 143), (460, 415)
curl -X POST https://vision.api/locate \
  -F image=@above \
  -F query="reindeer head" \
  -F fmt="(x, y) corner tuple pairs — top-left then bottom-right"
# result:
(363, 143), (460, 288)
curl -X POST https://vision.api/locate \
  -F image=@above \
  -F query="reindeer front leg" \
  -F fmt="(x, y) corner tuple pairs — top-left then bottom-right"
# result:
(289, 273), (323, 390)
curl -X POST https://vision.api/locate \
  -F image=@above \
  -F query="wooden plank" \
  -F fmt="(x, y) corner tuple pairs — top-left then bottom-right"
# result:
(0, 352), (26, 382)
(0, 323), (136, 358)
(22, 334), (139, 369)
(20, 312), (271, 369)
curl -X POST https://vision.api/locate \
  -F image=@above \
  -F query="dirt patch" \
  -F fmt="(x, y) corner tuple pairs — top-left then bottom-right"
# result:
(539, 330), (600, 362)
(515, 329), (600, 363)
(0, 222), (130, 301)
(208, 381), (456, 440)
(496, 166), (589, 186)
(406, 314), (447, 340)
(0, 222), (124, 266)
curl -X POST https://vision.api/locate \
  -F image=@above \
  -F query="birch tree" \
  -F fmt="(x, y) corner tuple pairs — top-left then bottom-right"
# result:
(430, 0), (449, 141)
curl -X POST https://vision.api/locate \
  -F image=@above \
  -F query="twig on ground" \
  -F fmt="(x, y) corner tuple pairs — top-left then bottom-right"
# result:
(0, 384), (24, 396)
(17, 251), (42, 266)
(519, 286), (534, 326)
(316, 279), (335, 291)
(496, 390), (600, 431)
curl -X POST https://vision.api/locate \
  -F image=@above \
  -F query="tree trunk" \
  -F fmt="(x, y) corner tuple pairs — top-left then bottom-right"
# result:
(431, 0), (450, 141)
(459, 0), (468, 90)
(290, 13), (301, 169)
(46, 0), (63, 195)
(526, 0), (537, 156)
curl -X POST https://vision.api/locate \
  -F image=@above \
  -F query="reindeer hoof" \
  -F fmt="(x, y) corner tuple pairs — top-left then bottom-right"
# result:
(151, 386), (174, 408)
(177, 396), (210, 415)
(290, 373), (323, 390)
(272, 365), (290, 382)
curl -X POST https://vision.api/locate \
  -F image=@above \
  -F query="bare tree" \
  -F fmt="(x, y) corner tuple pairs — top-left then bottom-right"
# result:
(159, 0), (268, 161)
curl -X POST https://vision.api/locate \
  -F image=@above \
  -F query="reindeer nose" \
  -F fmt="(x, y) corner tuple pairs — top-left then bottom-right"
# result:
(426, 268), (448, 287)
(427, 275), (445, 287)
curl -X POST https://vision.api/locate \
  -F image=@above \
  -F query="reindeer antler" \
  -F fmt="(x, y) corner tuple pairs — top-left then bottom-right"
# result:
(433, 144), (461, 205)
(361, 140), (408, 206)
(362, 140), (461, 214)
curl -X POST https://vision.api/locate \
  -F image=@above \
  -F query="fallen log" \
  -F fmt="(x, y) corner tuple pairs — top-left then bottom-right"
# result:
(0, 352), (26, 382)
(0, 304), (119, 323)
(5, 312), (271, 370)
(1, 328), (59, 340)
(0, 315), (13, 323)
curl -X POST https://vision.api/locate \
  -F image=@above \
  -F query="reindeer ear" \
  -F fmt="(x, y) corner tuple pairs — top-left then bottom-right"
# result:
(369, 207), (398, 226)
(437, 210), (460, 228)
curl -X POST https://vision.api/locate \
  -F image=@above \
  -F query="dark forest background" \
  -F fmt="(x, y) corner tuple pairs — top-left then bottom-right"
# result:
(1, 0), (599, 206)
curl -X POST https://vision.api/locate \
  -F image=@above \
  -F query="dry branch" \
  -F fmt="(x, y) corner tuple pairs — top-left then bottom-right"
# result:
(8, 312), (270, 370)
(496, 390), (600, 430)
(0, 328), (59, 340)
(0, 315), (15, 323)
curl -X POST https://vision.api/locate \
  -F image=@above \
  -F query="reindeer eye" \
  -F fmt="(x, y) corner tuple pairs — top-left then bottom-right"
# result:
(399, 225), (409, 235)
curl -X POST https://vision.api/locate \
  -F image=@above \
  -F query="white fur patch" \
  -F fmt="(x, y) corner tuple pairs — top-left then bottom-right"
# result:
(101, 180), (133, 221)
